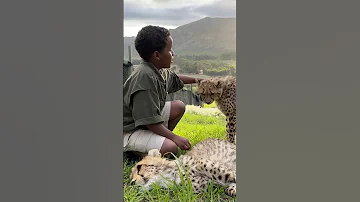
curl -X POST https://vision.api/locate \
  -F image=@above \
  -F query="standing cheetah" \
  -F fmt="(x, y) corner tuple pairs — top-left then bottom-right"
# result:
(130, 138), (236, 197)
(197, 76), (236, 144)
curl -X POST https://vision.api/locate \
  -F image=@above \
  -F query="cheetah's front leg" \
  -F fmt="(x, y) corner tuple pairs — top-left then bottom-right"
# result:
(226, 115), (236, 144)
(187, 174), (211, 194)
(188, 172), (236, 197)
(225, 182), (236, 197)
(194, 159), (236, 197)
(195, 159), (236, 185)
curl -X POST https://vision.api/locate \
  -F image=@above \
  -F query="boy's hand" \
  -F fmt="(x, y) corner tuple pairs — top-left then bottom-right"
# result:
(145, 123), (191, 150)
(172, 136), (191, 150)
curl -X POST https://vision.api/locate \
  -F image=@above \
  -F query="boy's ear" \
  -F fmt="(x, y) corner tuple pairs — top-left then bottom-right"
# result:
(153, 51), (160, 60)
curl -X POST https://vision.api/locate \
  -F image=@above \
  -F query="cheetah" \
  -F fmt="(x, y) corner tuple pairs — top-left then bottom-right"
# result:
(197, 76), (236, 144)
(130, 138), (236, 197)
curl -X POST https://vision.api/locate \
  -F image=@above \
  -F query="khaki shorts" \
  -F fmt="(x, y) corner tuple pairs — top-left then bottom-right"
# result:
(123, 102), (171, 153)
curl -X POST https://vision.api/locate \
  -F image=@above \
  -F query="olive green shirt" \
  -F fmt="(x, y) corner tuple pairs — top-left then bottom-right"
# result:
(123, 60), (184, 133)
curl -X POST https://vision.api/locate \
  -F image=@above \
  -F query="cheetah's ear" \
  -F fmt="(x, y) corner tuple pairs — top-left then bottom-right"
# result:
(216, 80), (222, 87)
(130, 164), (141, 179)
(195, 78), (202, 85)
(148, 149), (161, 157)
(216, 80), (224, 96)
(136, 164), (143, 172)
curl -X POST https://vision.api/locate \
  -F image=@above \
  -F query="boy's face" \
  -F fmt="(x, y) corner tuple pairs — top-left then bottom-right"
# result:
(153, 36), (174, 69)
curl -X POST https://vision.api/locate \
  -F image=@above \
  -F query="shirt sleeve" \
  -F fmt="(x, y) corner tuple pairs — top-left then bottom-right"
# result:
(161, 69), (184, 93)
(131, 89), (164, 127)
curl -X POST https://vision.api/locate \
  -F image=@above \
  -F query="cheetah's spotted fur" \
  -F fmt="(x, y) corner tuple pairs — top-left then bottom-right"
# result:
(197, 76), (236, 144)
(130, 138), (236, 197)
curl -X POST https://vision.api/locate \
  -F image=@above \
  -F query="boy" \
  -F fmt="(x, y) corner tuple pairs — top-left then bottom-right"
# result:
(123, 25), (203, 157)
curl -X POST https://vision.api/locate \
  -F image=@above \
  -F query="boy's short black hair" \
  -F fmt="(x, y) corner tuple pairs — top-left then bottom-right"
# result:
(135, 25), (170, 61)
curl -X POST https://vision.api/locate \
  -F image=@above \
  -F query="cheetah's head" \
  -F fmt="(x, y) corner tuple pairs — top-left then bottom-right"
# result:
(130, 149), (177, 191)
(196, 79), (223, 104)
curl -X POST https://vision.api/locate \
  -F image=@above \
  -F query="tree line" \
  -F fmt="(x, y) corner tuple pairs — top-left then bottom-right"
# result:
(130, 52), (236, 76)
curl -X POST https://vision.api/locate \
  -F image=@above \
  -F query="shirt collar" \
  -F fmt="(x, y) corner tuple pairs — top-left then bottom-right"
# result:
(140, 59), (166, 83)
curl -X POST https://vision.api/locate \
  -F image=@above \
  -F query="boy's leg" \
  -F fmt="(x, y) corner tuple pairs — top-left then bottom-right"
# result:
(159, 138), (178, 157)
(124, 131), (177, 157)
(160, 100), (185, 157)
(123, 101), (184, 157)
(167, 100), (186, 131)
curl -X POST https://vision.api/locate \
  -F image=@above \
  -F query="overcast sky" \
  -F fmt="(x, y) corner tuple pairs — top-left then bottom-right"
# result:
(124, 0), (236, 37)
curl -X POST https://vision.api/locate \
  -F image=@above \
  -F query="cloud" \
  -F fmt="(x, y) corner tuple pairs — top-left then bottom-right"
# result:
(124, 0), (235, 22)
(123, 0), (235, 36)
(124, 5), (202, 23)
(193, 0), (236, 17)
(125, 0), (218, 9)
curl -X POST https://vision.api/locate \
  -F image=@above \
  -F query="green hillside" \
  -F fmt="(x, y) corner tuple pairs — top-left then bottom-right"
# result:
(124, 17), (236, 59)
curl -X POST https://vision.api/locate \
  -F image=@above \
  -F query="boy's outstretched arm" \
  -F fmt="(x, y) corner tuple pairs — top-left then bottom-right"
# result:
(177, 74), (204, 84)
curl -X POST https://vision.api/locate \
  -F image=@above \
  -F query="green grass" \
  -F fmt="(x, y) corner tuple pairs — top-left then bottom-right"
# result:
(203, 102), (217, 108)
(123, 105), (235, 202)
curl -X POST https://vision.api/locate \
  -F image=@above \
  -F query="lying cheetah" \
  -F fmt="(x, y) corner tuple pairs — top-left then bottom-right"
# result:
(197, 76), (236, 144)
(130, 138), (236, 197)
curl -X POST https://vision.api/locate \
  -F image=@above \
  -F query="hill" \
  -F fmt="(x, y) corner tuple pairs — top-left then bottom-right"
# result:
(124, 17), (236, 59)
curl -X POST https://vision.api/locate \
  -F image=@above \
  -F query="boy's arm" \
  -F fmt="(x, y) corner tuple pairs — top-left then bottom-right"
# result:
(177, 74), (204, 84)
(161, 69), (204, 93)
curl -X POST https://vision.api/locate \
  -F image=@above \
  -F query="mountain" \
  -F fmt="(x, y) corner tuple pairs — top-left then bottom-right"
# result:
(124, 17), (236, 59)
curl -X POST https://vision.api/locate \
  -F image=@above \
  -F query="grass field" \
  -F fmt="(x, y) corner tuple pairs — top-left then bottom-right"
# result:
(123, 104), (236, 202)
